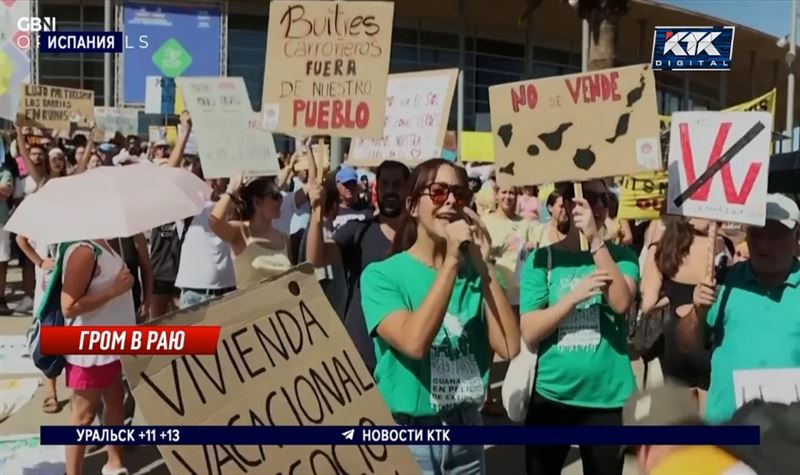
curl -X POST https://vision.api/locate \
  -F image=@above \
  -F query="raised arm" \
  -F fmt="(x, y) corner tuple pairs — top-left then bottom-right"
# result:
(209, 174), (245, 247)
(575, 198), (635, 315)
(166, 112), (192, 168)
(70, 126), (97, 175)
(14, 124), (44, 186)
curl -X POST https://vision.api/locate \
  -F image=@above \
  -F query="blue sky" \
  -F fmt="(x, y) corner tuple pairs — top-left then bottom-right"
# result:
(658, 0), (797, 39)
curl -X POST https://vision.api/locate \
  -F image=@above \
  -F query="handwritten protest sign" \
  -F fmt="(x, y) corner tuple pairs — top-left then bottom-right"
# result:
(176, 77), (279, 178)
(94, 107), (139, 140)
(17, 84), (94, 131)
(347, 68), (458, 166)
(261, 1), (394, 138)
(618, 171), (668, 220)
(667, 112), (772, 226)
(489, 64), (660, 187)
(122, 265), (420, 475)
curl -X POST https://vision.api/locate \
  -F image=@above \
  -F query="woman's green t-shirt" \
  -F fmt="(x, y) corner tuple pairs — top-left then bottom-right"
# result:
(519, 244), (639, 408)
(360, 251), (490, 417)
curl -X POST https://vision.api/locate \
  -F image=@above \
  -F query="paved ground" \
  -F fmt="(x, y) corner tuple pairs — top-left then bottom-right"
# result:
(0, 264), (644, 474)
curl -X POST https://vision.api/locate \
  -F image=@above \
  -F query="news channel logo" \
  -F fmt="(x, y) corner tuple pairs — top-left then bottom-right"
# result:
(15, 16), (149, 52)
(651, 26), (735, 71)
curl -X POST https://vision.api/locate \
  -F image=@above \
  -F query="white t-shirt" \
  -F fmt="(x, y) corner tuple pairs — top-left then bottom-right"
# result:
(275, 191), (294, 235)
(62, 242), (136, 367)
(175, 202), (236, 290)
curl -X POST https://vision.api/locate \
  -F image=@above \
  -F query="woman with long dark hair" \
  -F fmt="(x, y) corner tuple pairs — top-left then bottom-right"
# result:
(360, 158), (520, 474)
(209, 174), (291, 290)
(520, 181), (639, 475)
(640, 216), (733, 401)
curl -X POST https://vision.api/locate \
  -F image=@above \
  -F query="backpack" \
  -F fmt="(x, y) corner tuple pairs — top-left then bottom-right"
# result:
(28, 241), (100, 378)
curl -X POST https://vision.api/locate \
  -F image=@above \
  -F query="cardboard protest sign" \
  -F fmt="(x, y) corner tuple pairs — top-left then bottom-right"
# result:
(618, 171), (668, 220)
(347, 68), (458, 166)
(489, 64), (660, 187)
(667, 112), (772, 226)
(122, 265), (420, 475)
(261, 1), (395, 138)
(94, 107), (139, 140)
(176, 77), (279, 178)
(17, 84), (94, 131)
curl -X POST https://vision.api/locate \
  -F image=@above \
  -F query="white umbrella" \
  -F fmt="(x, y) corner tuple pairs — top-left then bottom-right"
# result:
(6, 163), (211, 244)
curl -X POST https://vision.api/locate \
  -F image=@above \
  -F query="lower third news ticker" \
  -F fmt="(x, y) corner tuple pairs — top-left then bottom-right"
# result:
(38, 326), (760, 447)
(40, 425), (759, 446)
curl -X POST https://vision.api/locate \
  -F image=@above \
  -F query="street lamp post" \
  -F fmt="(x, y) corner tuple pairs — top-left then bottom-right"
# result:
(786, 0), (797, 147)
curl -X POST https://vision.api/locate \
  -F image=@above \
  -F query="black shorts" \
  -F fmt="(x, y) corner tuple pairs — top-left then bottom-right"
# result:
(153, 279), (180, 296)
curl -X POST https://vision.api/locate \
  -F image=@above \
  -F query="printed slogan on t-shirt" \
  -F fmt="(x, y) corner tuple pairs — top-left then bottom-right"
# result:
(261, 1), (394, 138)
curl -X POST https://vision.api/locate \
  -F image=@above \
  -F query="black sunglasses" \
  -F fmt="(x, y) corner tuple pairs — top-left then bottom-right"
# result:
(420, 182), (472, 207)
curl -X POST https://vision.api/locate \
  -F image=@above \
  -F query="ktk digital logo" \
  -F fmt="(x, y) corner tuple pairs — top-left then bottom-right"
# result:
(651, 26), (735, 71)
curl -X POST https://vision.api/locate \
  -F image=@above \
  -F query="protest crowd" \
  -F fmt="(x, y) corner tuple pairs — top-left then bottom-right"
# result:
(1, 3), (799, 475)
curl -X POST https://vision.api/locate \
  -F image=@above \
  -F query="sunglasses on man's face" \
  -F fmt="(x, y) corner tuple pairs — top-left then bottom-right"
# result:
(421, 182), (472, 207)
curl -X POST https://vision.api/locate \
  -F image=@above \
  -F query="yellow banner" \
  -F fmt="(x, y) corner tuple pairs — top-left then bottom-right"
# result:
(659, 88), (776, 129)
(618, 171), (668, 220)
(460, 131), (495, 163)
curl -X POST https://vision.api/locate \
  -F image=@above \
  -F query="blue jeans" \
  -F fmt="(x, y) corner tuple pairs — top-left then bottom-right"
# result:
(397, 406), (486, 475)
(179, 288), (234, 309)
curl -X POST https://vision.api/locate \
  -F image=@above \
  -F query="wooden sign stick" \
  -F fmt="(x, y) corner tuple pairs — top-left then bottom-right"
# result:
(706, 220), (718, 281)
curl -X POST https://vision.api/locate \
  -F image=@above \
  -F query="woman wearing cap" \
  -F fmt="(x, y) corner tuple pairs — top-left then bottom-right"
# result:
(520, 180), (639, 475)
(209, 173), (291, 290)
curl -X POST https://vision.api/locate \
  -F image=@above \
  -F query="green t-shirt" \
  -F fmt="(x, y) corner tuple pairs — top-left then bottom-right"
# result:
(360, 251), (490, 417)
(0, 170), (12, 226)
(704, 260), (800, 424)
(519, 244), (639, 408)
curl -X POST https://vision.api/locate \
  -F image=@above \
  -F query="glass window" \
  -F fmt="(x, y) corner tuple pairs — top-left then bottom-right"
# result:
(393, 27), (417, 45)
(39, 1), (111, 106)
(476, 38), (524, 57)
(420, 30), (458, 49)
(534, 46), (570, 65)
(419, 47), (459, 66)
(531, 62), (560, 78)
(228, 14), (268, 110)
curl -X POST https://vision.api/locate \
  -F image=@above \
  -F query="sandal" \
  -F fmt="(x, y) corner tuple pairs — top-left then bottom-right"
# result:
(42, 395), (60, 414)
(101, 466), (129, 475)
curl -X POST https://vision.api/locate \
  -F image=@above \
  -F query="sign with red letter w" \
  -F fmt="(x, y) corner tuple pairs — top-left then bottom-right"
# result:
(667, 112), (772, 226)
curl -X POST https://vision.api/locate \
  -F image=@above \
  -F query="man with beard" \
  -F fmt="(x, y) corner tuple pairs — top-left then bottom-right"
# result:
(306, 160), (410, 372)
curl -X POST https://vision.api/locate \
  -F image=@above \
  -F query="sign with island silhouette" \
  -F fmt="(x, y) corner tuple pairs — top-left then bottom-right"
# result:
(488, 64), (661, 186)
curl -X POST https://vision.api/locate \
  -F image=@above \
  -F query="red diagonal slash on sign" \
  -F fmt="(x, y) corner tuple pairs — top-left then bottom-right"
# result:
(673, 121), (766, 208)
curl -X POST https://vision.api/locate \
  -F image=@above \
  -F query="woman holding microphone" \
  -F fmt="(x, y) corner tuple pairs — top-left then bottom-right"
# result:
(360, 158), (520, 474)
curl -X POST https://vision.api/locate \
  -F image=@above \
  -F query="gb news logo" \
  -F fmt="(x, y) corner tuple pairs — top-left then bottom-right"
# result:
(17, 16), (149, 53)
(651, 26), (735, 71)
